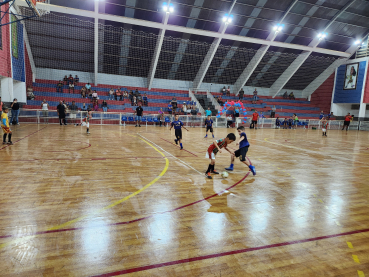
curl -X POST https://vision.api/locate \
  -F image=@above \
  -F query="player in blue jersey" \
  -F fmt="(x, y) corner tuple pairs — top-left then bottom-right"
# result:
(170, 114), (189, 150)
(204, 115), (214, 138)
(225, 126), (256, 175)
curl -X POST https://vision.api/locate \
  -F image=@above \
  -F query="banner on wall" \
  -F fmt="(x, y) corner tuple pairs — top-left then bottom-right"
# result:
(344, 63), (359, 90)
(11, 15), (18, 59)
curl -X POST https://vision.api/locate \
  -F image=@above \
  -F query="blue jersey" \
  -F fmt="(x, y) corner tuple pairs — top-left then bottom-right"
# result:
(168, 104), (172, 111)
(171, 120), (183, 130)
(276, 119), (281, 125)
(143, 96), (147, 101)
(205, 110), (212, 116)
(235, 108), (239, 114)
(205, 119), (213, 127)
(239, 132), (250, 148)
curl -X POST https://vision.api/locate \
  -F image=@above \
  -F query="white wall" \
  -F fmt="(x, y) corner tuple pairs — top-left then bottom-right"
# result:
(331, 103), (359, 117)
(36, 68), (304, 97)
(13, 80), (26, 103)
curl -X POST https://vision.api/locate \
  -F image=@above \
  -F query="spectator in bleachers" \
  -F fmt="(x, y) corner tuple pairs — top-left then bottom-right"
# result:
(271, 105), (276, 118)
(276, 117), (281, 128)
(93, 100), (99, 111)
(116, 88), (122, 101)
(239, 88), (244, 100)
(222, 86), (226, 96)
(171, 97), (177, 113)
(227, 114), (233, 128)
(69, 101), (78, 124)
(186, 104), (192, 115)
(283, 91), (288, 99)
(81, 87), (87, 98)
(10, 99), (20, 125)
(57, 100), (67, 125)
(81, 103), (87, 112)
(85, 83), (92, 94)
(63, 75), (68, 85)
(158, 108), (164, 127)
(68, 82), (75, 94)
(133, 95), (137, 106)
(129, 91), (133, 105)
(168, 101), (172, 115)
(190, 106), (198, 127)
(205, 107), (212, 117)
(143, 93), (148, 106)
(217, 95), (223, 106)
(252, 88), (258, 104)
(327, 112), (334, 120)
(182, 103), (187, 114)
(109, 88), (115, 101)
(123, 90), (128, 100)
(102, 100), (108, 113)
(137, 92), (142, 103)
(135, 89), (139, 96)
(319, 111), (324, 119)
(57, 80), (63, 93)
(289, 92), (295, 100)
(226, 86), (231, 96)
(74, 75), (79, 85)
(40, 99), (49, 124)
(92, 90), (98, 101)
(234, 106), (239, 119)
(68, 74), (74, 84)
(27, 86), (35, 100)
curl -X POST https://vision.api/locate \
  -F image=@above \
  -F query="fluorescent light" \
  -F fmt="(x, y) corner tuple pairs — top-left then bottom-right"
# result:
(354, 39), (361, 45)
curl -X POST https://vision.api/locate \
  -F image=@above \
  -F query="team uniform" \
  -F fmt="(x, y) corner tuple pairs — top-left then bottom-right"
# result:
(252, 112), (258, 128)
(1, 112), (12, 144)
(204, 118), (214, 138)
(234, 132), (249, 162)
(343, 115), (352, 129)
(171, 120), (186, 149)
(81, 112), (91, 134)
(206, 138), (228, 160)
(322, 121), (328, 136)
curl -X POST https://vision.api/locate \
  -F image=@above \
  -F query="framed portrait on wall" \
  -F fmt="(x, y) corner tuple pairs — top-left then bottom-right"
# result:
(344, 63), (359, 90)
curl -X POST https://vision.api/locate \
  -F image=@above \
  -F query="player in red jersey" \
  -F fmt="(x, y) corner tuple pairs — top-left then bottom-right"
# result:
(205, 133), (236, 179)
(342, 113), (352, 131)
(252, 110), (259, 129)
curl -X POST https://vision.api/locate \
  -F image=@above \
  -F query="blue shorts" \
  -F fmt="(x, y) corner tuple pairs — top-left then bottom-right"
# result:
(137, 116), (142, 121)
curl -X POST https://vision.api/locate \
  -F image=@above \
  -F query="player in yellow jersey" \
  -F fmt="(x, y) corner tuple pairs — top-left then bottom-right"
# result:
(1, 107), (12, 145)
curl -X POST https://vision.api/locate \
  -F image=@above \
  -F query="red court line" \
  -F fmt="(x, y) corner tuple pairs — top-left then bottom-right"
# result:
(0, 126), (47, 151)
(160, 138), (198, 157)
(0, 172), (250, 239)
(90, 227), (369, 277)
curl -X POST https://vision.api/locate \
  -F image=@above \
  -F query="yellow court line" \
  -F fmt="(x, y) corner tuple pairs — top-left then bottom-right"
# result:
(0, 136), (169, 249)
(347, 242), (354, 249)
(358, 270), (365, 277)
(352, 255), (360, 264)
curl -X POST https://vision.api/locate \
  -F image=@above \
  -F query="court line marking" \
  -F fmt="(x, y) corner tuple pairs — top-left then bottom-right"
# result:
(0, 135), (169, 249)
(90, 227), (369, 277)
(160, 137), (198, 157)
(138, 133), (203, 175)
(0, 172), (251, 240)
(0, 126), (48, 151)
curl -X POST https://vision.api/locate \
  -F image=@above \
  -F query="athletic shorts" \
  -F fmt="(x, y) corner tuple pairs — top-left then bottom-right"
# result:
(235, 113), (239, 118)
(322, 128), (326, 132)
(344, 121), (350, 126)
(70, 113), (76, 119)
(235, 146), (249, 162)
(2, 126), (11, 134)
(252, 120), (257, 125)
(206, 126), (213, 133)
(82, 122), (90, 128)
(206, 151), (216, 160)
(175, 129), (182, 140)
(137, 116), (142, 121)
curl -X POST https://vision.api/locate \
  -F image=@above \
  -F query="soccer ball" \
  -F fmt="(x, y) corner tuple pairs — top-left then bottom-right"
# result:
(221, 171), (229, 178)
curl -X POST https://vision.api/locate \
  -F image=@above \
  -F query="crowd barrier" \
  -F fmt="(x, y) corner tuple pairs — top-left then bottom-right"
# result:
(14, 109), (368, 131)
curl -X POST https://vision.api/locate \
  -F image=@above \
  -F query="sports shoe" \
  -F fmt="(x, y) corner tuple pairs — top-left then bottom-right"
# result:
(174, 139), (178, 145)
(87, 132), (90, 134)
(2, 142), (6, 145)
(204, 135), (207, 138)
(249, 165), (256, 176)
(135, 125), (138, 127)
(180, 147), (183, 150)
(212, 170), (219, 174)
(7, 141), (13, 145)
(206, 173), (212, 179)
(139, 125), (141, 127)
(225, 167), (233, 171)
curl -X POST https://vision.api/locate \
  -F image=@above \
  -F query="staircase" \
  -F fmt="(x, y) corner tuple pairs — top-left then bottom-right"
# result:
(195, 94), (218, 116)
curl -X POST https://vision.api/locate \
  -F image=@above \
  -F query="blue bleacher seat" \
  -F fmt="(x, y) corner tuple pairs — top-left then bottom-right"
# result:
(165, 117), (170, 123)
(121, 116), (127, 122)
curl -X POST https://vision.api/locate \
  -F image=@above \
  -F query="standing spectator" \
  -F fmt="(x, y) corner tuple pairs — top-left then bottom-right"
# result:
(57, 100), (67, 125)
(171, 97), (177, 114)
(40, 99), (49, 124)
(205, 107), (212, 117)
(226, 114), (233, 128)
(63, 75), (68, 85)
(143, 93), (148, 106)
(252, 110), (259, 129)
(56, 80), (63, 93)
(123, 90), (128, 100)
(135, 102), (143, 127)
(259, 111), (265, 119)
(69, 82), (75, 94)
(102, 100), (108, 113)
(68, 74), (74, 84)
(69, 101), (78, 124)
(283, 91), (288, 99)
(80, 87), (86, 98)
(116, 88), (122, 101)
(10, 98), (20, 125)
(133, 95), (137, 106)
(168, 101), (172, 114)
(289, 92), (295, 100)
(108, 88), (115, 100)
(27, 86), (35, 100)
(327, 112), (334, 120)
(158, 108), (164, 127)
(190, 105), (198, 127)
(271, 105), (276, 118)
(226, 86), (231, 96)
(92, 90), (98, 101)
(0, 96), (3, 116)
(182, 103), (187, 114)
(217, 95), (223, 106)
(239, 88), (244, 100)
(74, 75), (79, 85)
(222, 86), (226, 96)
(85, 83), (92, 94)
(129, 91), (133, 105)
(252, 88), (258, 104)
(234, 106), (240, 119)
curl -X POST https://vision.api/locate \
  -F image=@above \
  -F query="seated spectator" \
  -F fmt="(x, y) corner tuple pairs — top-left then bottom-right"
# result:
(137, 93), (142, 102)
(289, 92), (295, 100)
(69, 101), (78, 124)
(109, 88), (115, 101)
(283, 91), (288, 99)
(217, 95), (223, 106)
(171, 97), (177, 113)
(85, 83), (92, 94)
(276, 117), (281, 128)
(27, 86), (35, 100)
(116, 88), (122, 101)
(93, 101), (99, 111)
(182, 103), (187, 114)
(74, 75), (79, 85)
(123, 90), (128, 100)
(63, 75), (68, 85)
(143, 93), (148, 106)
(168, 101), (172, 114)
(133, 95), (137, 106)
(56, 80), (63, 93)
(135, 89), (139, 96)
(81, 103), (87, 111)
(81, 87), (86, 98)
(239, 88), (244, 100)
(226, 86), (231, 96)
(129, 91), (133, 104)
(227, 114), (233, 128)
(186, 104), (192, 114)
(69, 82), (75, 94)
(92, 90), (98, 101)
(222, 86), (226, 96)
(68, 74), (74, 84)
(102, 100), (108, 113)
(283, 118), (288, 129)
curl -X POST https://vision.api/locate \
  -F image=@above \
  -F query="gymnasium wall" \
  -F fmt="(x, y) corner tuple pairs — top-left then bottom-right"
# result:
(0, 3), (12, 78)
(333, 61), (367, 104)
(310, 73), (335, 113)
(35, 68), (304, 97)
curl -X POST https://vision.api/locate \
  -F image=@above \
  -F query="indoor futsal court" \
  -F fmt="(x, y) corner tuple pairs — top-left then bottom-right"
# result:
(1, 0), (369, 276)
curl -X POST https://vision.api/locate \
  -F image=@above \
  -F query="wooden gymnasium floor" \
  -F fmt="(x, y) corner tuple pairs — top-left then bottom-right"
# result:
(1, 123), (369, 277)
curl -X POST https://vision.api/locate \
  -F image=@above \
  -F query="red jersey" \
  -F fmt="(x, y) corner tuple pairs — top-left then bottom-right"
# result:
(252, 112), (258, 121)
(208, 139), (228, 155)
(344, 115), (352, 121)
